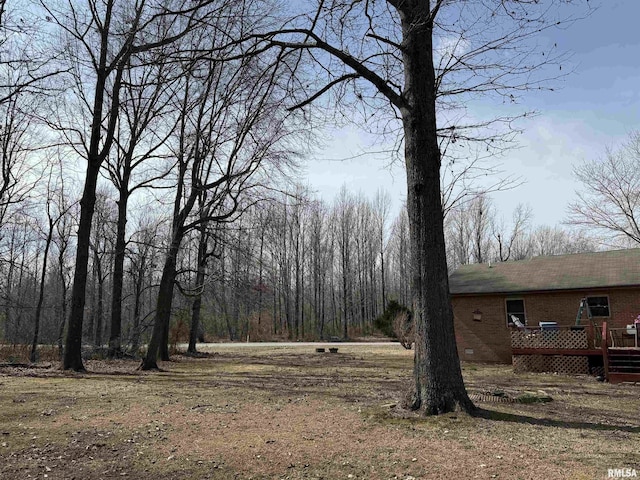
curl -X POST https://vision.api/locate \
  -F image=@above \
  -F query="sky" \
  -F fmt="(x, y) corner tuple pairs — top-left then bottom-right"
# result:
(301, 0), (640, 228)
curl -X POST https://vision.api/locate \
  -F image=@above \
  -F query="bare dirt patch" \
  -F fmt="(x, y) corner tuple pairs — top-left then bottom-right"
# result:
(0, 345), (638, 479)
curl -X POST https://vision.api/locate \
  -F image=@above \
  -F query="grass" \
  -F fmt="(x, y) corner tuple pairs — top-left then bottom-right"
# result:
(0, 344), (638, 479)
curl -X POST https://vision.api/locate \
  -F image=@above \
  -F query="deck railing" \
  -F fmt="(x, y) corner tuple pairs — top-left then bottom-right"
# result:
(510, 324), (601, 349)
(608, 326), (639, 348)
(511, 322), (640, 381)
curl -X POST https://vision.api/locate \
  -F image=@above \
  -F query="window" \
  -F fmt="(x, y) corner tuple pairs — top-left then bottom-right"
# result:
(586, 296), (610, 317)
(506, 299), (526, 326)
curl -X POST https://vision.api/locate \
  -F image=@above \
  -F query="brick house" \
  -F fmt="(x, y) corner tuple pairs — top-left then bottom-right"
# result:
(449, 248), (640, 363)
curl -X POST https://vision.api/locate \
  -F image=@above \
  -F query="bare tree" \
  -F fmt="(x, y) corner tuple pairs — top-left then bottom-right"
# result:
(186, 197), (223, 354)
(104, 44), (181, 358)
(387, 206), (410, 308)
(42, 0), (226, 371)
(140, 17), (299, 370)
(529, 225), (597, 257)
(493, 203), (532, 262)
(446, 204), (472, 268)
(333, 186), (356, 340)
(306, 199), (329, 338)
(86, 188), (116, 346)
(568, 131), (640, 246)
(52, 183), (77, 358)
(239, 0), (590, 414)
(373, 189), (391, 313)
(126, 214), (163, 354)
(1, 212), (38, 343)
(468, 194), (493, 264)
(30, 166), (72, 362)
(0, 76), (40, 230)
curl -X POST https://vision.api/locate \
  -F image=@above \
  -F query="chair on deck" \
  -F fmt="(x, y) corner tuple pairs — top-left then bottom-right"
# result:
(510, 315), (526, 329)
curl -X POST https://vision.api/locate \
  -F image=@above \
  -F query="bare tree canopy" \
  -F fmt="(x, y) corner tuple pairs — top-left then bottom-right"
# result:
(568, 131), (640, 246)
(43, 0), (247, 371)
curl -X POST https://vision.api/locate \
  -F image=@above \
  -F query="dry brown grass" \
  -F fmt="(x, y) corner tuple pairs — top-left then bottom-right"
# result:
(0, 344), (638, 479)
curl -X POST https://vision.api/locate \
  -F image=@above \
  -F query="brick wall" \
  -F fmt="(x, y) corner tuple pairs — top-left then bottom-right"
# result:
(452, 287), (640, 363)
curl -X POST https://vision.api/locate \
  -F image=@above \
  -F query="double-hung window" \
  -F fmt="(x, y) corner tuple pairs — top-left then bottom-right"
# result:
(586, 296), (610, 317)
(506, 299), (526, 327)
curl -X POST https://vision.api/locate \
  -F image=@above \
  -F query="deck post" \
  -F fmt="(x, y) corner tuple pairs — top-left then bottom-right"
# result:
(601, 321), (609, 382)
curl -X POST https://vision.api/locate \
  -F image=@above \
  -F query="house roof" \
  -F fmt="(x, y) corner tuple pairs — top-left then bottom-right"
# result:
(449, 248), (640, 295)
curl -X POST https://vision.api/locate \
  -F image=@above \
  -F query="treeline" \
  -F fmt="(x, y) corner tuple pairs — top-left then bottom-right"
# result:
(1, 182), (596, 349)
(446, 194), (597, 269)
(0, 0), (600, 360)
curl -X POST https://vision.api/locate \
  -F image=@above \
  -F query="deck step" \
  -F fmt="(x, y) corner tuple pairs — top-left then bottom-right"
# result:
(609, 368), (640, 373)
(608, 349), (640, 355)
(607, 347), (640, 380)
(608, 372), (640, 384)
(609, 358), (640, 364)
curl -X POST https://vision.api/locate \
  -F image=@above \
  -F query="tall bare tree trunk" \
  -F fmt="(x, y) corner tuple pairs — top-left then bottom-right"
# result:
(4, 228), (15, 342)
(30, 222), (53, 363)
(400, 2), (473, 414)
(64, 163), (100, 371)
(257, 227), (264, 326)
(108, 185), (129, 357)
(63, 0), (118, 371)
(141, 239), (180, 370)
(57, 242), (69, 359)
(188, 227), (207, 354)
(94, 254), (104, 347)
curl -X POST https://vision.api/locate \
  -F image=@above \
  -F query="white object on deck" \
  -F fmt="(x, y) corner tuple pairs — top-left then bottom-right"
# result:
(510, 315), (525, 328)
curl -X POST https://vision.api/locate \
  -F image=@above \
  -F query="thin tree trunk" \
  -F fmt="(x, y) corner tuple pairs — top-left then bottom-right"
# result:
(141, 239), (180, 370)
(300, 235), (305, 339)
(130, 262), (144, 354)
(188, 227), (207, 354)
(294, 228), (300, 339)
(30, 225), (53, 363)
(87, 264), (96, 345)
(341, 246), (348, 340)
(232, 243), (241, 341)
(57, 314), (66, 359)
(257, 227), (264, 326)
(14, 242), (26, 343)
(220, 247), (234, 341)
(108, 186), (129, 357)
(95, 266), (104, 347)
(4, 229), (15, 342)
(189, 295), (203, 353)
(380, 232), (386, 310)
(57, 249), (69, 359)
(272, 262), (278, 335)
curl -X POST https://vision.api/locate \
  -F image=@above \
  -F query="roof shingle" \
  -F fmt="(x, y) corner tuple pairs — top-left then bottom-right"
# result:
(449, 248), (640, 295)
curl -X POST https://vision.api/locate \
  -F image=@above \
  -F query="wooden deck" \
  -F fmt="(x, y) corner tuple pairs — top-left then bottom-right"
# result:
(511, 322), (640, 383)
(511, 348), (602, 356)
(607, 346), (640, 383)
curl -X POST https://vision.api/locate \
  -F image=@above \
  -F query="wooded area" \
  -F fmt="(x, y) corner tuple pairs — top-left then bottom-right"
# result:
(0, 182), (598, 351)
(2, 0), (626, 415)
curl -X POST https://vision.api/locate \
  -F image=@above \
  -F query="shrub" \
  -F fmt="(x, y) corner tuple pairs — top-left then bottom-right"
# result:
(393, 310), (414, 349)
(374, 300), (413, 348)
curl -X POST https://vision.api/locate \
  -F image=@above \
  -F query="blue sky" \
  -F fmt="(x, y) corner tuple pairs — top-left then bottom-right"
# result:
(303, 0), (640, 228)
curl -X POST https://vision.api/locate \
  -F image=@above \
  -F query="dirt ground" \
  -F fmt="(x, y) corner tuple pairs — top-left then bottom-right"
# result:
(0, 344), (638, 480)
